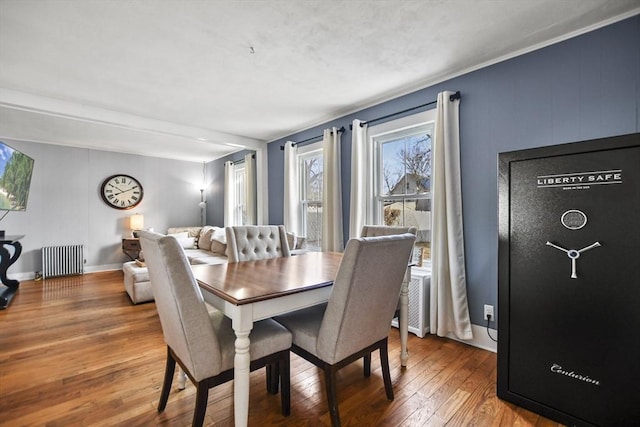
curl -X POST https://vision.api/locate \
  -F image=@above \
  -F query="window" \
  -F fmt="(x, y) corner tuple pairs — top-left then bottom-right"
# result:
(370, 110), (435, 265)
(233, 163), (247, 225)
(298, 143), (323, 250)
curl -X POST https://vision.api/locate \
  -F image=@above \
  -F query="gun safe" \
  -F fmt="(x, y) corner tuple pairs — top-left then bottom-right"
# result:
(497, 133), (640, 426)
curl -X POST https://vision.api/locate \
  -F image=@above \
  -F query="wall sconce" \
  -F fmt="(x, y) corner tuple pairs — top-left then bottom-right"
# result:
(130, 213), (144, 237)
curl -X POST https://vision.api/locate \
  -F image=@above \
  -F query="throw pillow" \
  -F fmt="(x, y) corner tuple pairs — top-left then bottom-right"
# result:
(210, 227), (227, 255)
(176, 237), (196, 249)
(212, 227), (226, 244)
(168, 231), (195, 249)
(198, 226), (215, 251)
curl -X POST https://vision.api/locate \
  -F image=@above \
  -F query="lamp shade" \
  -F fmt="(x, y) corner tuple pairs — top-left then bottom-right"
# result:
(130, 214), (144, 231)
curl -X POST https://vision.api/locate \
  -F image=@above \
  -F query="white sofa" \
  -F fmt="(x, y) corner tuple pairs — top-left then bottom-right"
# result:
(123, 225), (306, 304)
(124, 226), (228, 304)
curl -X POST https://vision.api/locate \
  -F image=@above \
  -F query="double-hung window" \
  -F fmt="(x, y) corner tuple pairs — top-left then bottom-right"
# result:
(298, 143), (323, 250)
(369, 110), (435, 265)
(233, 163), (247, 225)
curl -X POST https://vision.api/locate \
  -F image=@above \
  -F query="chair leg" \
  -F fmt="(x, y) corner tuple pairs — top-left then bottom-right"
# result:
(192, 382), (209, 427)
(280, 353), (291, 416)
(363, 353), (371, 377)
(323, 365), (341, 427)
(158, 347), (176, 412)
(266, 363), (279, 395)
(379, 339), (394, 400)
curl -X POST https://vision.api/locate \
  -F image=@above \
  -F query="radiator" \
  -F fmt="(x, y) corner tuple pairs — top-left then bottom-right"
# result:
(391, 268), (431, 338)
(42, 245), (84, 279)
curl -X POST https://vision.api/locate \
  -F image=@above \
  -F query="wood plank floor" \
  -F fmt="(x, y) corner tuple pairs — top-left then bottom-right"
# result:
(0, 271), (564, 426)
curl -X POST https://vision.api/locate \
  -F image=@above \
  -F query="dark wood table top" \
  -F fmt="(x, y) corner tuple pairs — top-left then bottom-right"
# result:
(192, 251), (342, 305)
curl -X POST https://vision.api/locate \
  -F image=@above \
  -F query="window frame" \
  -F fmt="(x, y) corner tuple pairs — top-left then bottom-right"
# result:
(368, 109), (436, 266)
(297, 142), (323, 250)
(233, 163), (246, 226)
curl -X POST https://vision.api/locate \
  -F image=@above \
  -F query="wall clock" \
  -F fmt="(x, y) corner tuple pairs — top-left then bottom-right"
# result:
(100, 174), (144, 210)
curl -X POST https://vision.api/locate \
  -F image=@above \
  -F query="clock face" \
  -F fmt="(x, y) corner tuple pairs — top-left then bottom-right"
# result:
(100, 174), (143, 210)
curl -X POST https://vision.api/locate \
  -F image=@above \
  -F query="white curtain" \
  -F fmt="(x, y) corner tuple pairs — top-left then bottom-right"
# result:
(245, 153), (256, 225)
(349, 119), (372, 238)
(430, 91), (473, 340)
(224, 161), (235, 226)
(321, 127), (343, 252)
(283, 142), (300, 235)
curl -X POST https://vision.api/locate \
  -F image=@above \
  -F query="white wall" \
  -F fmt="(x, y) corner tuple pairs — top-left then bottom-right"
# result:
(2, 139), (205, 279)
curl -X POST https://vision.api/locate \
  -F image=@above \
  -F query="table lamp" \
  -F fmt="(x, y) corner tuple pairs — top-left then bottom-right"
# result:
(130, 214), (144, 237)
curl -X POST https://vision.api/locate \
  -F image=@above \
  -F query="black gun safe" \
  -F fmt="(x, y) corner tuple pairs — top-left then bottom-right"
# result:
(497, 133), (640, 426)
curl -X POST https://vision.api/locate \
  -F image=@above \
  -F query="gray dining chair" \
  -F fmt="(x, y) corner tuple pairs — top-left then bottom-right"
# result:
(360, 225), (417, 316)
(138, 231), (292, 427)
(225, 225), (291, 263)
(274, 233), (416, 427)
(360, 225), (417, 370)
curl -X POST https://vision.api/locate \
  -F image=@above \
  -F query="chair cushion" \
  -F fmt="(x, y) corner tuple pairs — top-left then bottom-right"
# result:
(210, 310), (292, 371)
(273, 303), (327, 355)
(197, 226), (216, 251)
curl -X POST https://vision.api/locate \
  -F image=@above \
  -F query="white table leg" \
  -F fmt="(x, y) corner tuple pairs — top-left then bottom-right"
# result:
(177, 367), (187, 390)
(232, 306), (253, 427)
(399, 267), (410, 367)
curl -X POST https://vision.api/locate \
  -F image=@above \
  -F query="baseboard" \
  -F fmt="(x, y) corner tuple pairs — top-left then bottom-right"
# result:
(446, 323), (498, 353)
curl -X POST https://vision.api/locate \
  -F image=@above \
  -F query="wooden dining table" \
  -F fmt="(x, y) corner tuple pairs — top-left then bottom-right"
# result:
(192, 251), (411, 427)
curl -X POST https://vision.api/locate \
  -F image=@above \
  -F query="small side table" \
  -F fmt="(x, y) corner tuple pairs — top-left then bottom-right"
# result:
(122, 238), (141, 261)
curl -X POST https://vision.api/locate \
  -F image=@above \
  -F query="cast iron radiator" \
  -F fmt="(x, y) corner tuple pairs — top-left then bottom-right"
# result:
(42, 245), (84, 279)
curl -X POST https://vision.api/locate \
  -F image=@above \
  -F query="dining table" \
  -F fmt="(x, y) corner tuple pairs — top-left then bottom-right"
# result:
(192, 250), (411, 427)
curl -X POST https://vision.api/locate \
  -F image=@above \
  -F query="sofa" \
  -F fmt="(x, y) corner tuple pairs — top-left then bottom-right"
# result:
(123, 225), (306, 304)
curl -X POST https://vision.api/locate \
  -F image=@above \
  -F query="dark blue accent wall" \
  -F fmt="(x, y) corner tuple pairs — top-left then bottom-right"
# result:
(267, 15), (640, 327)
(207, 149), (254, 227)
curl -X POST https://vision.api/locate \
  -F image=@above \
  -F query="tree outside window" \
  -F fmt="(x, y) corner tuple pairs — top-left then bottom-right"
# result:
(376, 124), (433, 263)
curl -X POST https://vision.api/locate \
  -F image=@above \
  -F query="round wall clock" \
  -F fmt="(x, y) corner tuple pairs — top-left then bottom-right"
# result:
(100, 174), (144, 210)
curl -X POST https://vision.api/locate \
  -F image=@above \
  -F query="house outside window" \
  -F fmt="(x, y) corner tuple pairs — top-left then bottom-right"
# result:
(298, 143), (323, 250)
(370, 110), (435, 265)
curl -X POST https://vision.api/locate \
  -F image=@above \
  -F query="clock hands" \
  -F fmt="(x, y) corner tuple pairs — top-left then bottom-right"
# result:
(109, 184), (139, 197)
(107, 183), (128, 195)
(546, 241), (601, 279)
(114, 187), (134, 196)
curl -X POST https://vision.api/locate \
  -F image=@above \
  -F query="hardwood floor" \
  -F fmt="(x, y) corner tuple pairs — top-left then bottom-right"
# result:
(0, 271), (563, 426)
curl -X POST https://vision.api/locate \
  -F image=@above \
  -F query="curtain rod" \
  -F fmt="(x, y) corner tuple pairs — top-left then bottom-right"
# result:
(350, 91), (461, 130)
(280, 126), (345, 150)
(227, 153), (255, 165)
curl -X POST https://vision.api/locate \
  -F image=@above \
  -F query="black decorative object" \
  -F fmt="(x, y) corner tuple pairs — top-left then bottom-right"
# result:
(0, 235), (24, 310)
(498, 133), (640, 426)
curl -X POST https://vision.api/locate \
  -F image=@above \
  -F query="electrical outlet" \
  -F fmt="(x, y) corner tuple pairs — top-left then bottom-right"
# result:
(484, 304), (494, 321)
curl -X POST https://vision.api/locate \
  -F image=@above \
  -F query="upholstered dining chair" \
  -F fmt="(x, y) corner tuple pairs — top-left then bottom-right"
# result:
(225, 225), (291, 263)
(360, 225), (417, 316)
(224, 224), (292, 389)
(138, 231), (292, 427)
(274, 233), (416, 427)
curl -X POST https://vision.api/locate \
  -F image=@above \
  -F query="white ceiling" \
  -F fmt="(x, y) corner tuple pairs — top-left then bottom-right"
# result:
(1, 0), (639, 163)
